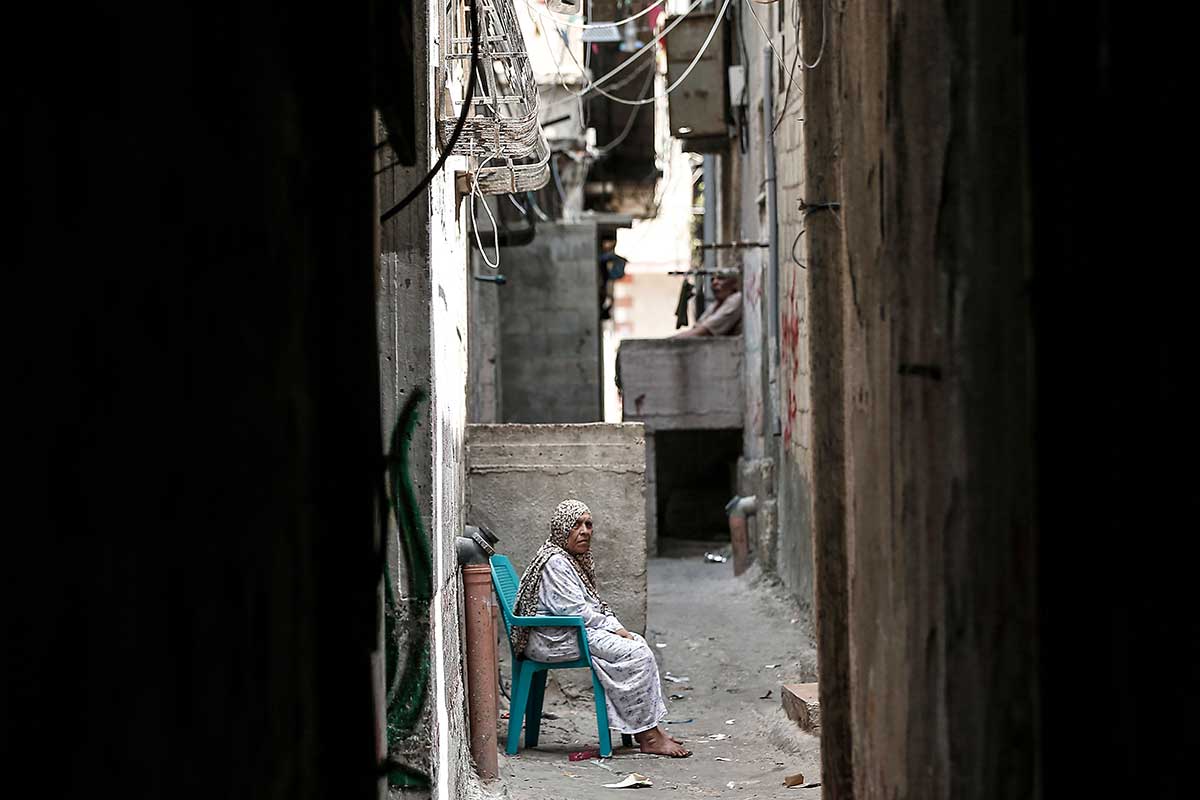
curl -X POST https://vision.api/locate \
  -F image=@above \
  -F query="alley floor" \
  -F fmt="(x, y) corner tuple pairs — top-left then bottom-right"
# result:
(491, 542), (822, 799)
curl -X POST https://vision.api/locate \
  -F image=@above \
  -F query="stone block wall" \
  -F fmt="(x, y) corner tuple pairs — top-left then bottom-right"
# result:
(465, 423), (648, 634)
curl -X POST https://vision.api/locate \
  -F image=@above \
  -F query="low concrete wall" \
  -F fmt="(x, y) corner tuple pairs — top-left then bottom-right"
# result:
(464, 423), (648, 634)
(617, 337), (743, 430)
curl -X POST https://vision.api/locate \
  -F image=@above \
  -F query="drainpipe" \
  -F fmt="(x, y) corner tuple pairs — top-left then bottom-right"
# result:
(457, 525), (500, 780)
(725, 495), (759, 576)
(763, 47), (781, 439)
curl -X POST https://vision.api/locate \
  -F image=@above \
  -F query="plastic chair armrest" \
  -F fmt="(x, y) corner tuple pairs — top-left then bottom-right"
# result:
(509, 614), (586, 628)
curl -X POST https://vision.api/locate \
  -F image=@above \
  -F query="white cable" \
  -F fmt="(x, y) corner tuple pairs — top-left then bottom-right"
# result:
(572, 0), (734, 106)
(542, 0), (708, 109)
(471, 156), (502, 269)
(521, 0), (667, 30)
(799, 0), (826, 70)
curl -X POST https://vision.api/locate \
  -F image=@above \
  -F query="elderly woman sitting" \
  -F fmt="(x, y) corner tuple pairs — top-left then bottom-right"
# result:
(512, 499), (690, 758)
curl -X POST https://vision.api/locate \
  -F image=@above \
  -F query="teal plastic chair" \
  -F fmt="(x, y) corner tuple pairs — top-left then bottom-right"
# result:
(490, 554), (634, 756)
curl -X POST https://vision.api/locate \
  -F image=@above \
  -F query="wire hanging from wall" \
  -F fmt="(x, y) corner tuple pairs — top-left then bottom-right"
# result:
(438, 0), (552, 195)
(380, 0), (481, 221)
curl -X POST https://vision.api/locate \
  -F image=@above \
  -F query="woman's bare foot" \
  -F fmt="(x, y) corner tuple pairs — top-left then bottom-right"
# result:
(634, 726), (691, 757)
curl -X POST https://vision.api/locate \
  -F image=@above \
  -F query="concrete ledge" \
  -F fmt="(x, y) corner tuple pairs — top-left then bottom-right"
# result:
(781, 683), (821, 733)
(465, 423), (648, 634)
(617, 338), (744, 430)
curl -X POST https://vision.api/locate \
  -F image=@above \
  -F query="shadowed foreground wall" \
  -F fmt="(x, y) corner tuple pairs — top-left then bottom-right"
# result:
(805, 0), (1037, 796)
(8, 3), (384, 798)
(804, 2), (1195, 798)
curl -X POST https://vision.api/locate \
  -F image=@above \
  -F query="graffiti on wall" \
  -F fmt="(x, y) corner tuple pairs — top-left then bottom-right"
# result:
(383, 388), (432, 789)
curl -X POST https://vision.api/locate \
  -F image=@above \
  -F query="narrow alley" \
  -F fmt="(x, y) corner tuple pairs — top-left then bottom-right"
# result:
(12, 1), (1195, 799)
(497, 545), (821, 800)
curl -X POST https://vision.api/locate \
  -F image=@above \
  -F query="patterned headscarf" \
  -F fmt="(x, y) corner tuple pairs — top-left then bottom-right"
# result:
(510, 499), (613, 656)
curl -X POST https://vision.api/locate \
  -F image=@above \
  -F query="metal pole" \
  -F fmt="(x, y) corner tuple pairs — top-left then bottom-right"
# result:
(763, 47), (780, 435)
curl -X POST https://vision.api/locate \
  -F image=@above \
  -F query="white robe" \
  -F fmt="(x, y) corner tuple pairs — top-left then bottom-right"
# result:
(522, 553), (668, 735)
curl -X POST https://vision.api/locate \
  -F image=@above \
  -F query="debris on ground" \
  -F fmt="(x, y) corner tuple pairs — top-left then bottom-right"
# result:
(669, 693), (687, 700)
(663, 673), (689, 683)
(707, 734), (728, 740)
(725, 719), (735, 725)
(603, 773), (652, 789)
(783, 773), (806, 787)
(588, 759), (615, 772)
(713, 757), (731, 762)
(666, 718), (694, 724)
(765, 664), (780, 669)
(569, 749), (601, 761)
(759, 690), (773, 699)
(704, 553), (728, 563)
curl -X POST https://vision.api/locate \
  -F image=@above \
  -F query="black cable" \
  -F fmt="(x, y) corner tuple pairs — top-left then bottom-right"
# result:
(380, 0), (481, 222)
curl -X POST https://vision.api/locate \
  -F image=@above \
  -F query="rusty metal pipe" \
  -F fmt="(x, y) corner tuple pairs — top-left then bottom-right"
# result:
(461, 564), (499, 780)
(725, 495), (759, 576)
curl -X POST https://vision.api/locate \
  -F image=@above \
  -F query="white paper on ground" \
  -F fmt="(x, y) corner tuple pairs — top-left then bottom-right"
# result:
(603, 773), (653, 789)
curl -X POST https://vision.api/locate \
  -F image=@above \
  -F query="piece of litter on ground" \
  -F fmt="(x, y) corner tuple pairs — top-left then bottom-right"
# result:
(760, 689), (773, 699)
(724, 719), (735, 725)
(669, 693), (687, 700)
(783, 773), (806, 787)
(664, 674), (690, 683)
(707, 733), (728, 740)
(726, 781), (736, 790)
(713, 757), (732, 762)
(666, 718), (694, 724)
(795, 782), (821, 789)
(570, 749), (601, 761)
(790, 618), (799, 624)
(765, 664), (780, 669)
(656, 642), (667, 648)
(704, 553), (728, 563)
(603, 773), (652, 789)
(588, 759), (615, 772)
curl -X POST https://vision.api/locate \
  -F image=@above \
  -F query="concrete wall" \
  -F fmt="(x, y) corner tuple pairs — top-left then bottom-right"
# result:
(467, 252), (503, 423)
(377, 2), (472, 795)
(464, 423), (648, 635)
(617, 337), (744, 430)
(497, 222), (602, 423)
(800, 1), (1038, 797)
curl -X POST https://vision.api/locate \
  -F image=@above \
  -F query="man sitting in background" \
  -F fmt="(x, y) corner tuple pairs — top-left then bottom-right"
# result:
(672, 268), (742, 337)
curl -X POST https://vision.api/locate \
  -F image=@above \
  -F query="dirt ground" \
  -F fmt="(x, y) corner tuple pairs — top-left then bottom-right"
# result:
(485, 541), (822, 799)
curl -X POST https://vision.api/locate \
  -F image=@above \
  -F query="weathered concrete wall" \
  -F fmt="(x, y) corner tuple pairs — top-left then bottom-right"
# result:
(800, 1), (1037, 798)
(617, 337), (744, 430)
(497, 222), (601, 423)
(464, 423), (648, 634)
(377, 2), (472, 795)
(467, 252), (503, 423)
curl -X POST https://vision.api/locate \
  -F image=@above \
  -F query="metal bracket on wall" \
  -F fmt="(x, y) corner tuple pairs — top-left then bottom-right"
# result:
(694, 241), (769, 250)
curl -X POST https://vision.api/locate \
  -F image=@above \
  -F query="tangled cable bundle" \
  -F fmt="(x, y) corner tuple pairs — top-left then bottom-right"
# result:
(438, 0), (551, 195)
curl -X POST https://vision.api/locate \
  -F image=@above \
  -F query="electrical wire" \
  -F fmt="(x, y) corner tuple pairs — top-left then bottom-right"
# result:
(556, 0), (734, 107)
(741, 0), (788, 72)
(595, 57), (657, 152)
(541, 0), (709, 108)
(521, 0), (666, 29)
(380, 0), (480, 222)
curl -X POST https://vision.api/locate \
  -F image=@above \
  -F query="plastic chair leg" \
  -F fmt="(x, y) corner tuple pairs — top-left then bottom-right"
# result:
(590, 670), (613, 758)
(506, 661), (533, 755)
(525, 671), (547, 748)
(622, 733), (634, 748)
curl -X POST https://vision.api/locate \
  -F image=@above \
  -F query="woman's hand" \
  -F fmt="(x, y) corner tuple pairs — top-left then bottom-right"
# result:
(614, 628), (634, 640)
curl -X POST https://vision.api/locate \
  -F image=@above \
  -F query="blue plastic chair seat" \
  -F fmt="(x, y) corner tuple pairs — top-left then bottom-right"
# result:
(490, 554), (633, 756)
